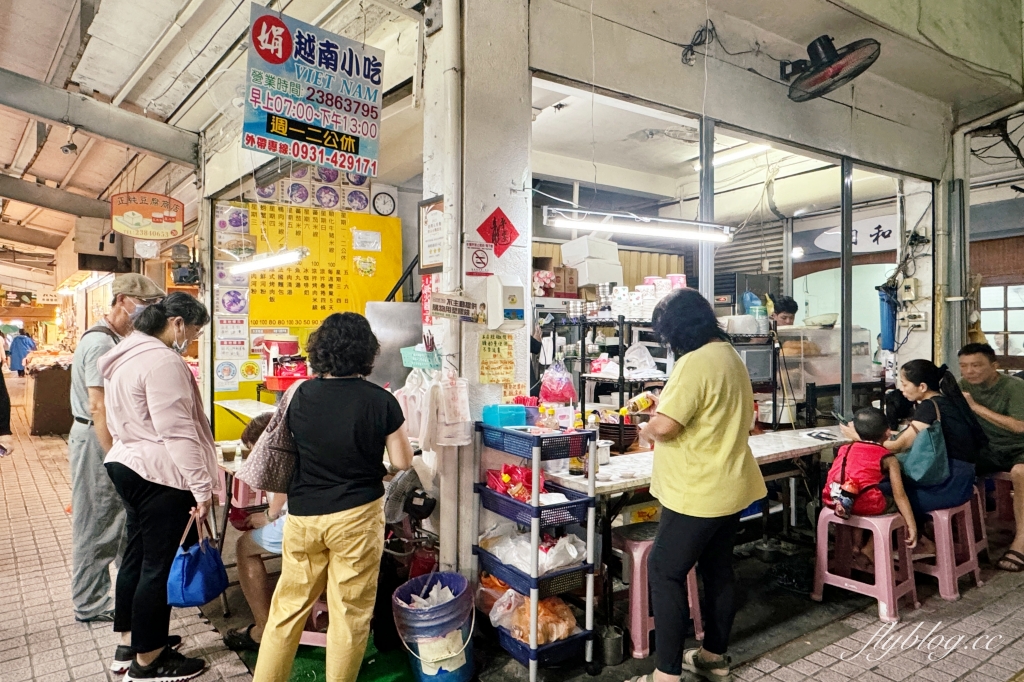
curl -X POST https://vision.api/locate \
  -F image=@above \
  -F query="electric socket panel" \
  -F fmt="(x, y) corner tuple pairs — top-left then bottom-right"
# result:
(898, 311), (928, 331)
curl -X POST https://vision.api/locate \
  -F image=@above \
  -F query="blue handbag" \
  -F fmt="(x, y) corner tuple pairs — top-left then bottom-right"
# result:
(167, 512), (229, 608)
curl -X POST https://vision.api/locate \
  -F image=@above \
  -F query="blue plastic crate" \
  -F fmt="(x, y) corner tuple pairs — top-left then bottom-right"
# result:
(476, 482), (592, 528)
(497, 626), (591, 666)
(478, 424), (592, 461)
(473, 546), (590, 599)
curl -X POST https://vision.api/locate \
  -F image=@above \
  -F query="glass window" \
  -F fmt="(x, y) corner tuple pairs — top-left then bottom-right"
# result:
(982, 310), (1005, 332)
(987, 334), (1007, 355)
(1009, 335), (1024, 357)
(981, 286), (1005, 309)
(1009, 310), (1024, 332)
(1008, 285), (1024, 308)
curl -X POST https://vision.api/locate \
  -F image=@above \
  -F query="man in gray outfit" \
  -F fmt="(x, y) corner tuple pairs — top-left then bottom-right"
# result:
(70, 273), (165, 622)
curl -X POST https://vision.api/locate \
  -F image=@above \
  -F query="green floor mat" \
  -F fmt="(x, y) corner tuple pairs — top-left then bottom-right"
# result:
(239, 635), (415, 682)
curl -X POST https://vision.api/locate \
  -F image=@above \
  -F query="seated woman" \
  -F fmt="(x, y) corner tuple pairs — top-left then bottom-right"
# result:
(223, 412), (287, 652)
(843, 359), (987, 557)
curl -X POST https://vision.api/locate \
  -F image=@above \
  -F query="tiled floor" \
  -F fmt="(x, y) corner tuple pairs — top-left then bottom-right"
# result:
(732, 568), (1024, 682)
(0, 376), (252, 682)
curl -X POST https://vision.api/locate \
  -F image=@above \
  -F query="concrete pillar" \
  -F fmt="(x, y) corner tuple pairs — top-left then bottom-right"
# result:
(421, 0), (532, 574)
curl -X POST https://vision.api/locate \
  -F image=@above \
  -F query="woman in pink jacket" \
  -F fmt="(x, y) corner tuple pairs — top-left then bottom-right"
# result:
(100, 292), (216, 682)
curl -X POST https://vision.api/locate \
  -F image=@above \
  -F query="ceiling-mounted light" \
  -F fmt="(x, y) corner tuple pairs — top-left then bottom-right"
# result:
(543, 207), (732, 243)
(228, 247), (309, 275)
(791, 247), (805, 259)
(693, 144), (770, 171)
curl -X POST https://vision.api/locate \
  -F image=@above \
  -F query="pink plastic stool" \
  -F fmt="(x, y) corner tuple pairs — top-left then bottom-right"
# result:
(913, 500), (982, 601)
(970, 485), (989, 560)
(612, 522), (702, 659)
(811, 508), (919, 623)
(992, 472), (1015, 524)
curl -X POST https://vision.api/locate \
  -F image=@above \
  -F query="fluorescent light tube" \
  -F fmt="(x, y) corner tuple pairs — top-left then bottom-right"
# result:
(550, 217), (730, 243)
(228, 247), (309, 275)
(693, 144), (771, 171)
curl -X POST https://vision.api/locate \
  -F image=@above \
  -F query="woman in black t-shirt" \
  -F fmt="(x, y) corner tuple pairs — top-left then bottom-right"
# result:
(253, 313), (414, 682)
(886, 360), (986, 557)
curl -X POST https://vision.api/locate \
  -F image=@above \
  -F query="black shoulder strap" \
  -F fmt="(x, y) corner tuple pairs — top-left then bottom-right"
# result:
(81, 325), (120, 344)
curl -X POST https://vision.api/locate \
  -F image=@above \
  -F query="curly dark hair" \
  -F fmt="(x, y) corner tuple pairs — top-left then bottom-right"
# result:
(241, 411), (273, 448)
(306, 312), (380, 377)
(652, 288), (730, 356)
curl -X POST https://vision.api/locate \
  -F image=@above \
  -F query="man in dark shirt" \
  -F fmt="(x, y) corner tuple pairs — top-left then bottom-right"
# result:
(959, 343), (1024, 571)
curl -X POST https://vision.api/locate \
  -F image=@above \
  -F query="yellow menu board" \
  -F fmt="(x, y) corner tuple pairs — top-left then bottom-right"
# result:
(246, 203), (402, 326)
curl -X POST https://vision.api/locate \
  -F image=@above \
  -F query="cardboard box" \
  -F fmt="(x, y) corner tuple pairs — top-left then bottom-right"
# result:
(553, 266), (566, 295)
(576, 258), (624, 287)
(563, 267), (578, 294)
(561, 235), (619, 266)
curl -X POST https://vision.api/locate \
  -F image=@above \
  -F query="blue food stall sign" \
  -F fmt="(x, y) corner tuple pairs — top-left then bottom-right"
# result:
(243, 6), (384, 177)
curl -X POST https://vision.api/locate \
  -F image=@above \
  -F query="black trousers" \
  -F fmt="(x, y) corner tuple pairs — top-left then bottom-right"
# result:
(106, 462), (198, 653)
(0, 369), (11, 436)
(649, 508), (742, 674)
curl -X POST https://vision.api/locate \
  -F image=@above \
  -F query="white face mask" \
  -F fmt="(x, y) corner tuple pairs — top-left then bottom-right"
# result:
(171, 323), (189, 355)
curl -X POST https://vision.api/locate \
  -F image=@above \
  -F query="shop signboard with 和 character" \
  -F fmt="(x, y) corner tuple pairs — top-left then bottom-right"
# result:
(243, 6), (383, 177)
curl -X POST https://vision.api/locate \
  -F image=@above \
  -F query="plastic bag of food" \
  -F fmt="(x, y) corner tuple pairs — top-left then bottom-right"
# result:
(511, 597), (577, 644)
(539, 360), (577, 404)
(489, 588), (524, 630)
(478, 522), (517, 552)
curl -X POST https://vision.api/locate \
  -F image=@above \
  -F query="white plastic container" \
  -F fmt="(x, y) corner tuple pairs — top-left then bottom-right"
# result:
(576, 259), (624, 286)
(561, 236), (619, 266)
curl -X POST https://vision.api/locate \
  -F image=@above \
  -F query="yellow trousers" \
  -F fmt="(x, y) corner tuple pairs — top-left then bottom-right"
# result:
(253, 498), (385, 682)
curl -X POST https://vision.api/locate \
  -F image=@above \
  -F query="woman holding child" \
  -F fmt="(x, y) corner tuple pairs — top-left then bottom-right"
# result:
(839, 359), (987, 557)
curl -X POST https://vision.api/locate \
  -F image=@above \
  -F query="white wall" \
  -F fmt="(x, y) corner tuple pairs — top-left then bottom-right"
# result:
(529, 0), (952, 180)
(793, 263), (893, 343)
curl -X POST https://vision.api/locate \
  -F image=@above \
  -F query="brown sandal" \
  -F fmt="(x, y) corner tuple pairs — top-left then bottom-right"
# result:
(996, 549), (1024, 572)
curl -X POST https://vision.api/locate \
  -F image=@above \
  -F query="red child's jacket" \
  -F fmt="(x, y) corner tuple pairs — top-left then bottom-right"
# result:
(822, 441), (890, 515)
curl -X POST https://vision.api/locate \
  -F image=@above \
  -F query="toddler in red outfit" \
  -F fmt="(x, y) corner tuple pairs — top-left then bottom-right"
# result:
(822, 407), (917, 562)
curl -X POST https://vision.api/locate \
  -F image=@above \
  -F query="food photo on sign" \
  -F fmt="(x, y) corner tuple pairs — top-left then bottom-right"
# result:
(242, 6), (383, 177)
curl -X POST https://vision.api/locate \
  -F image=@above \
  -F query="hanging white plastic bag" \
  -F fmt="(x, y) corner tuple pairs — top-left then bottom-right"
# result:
(623, 343), (661, 379)
(443, 375), (471, 424)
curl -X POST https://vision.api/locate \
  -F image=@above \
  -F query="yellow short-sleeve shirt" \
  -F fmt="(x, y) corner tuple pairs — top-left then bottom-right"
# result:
(651, 341), (767, 517)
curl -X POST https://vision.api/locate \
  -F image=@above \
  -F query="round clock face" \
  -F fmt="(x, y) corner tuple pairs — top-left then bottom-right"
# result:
(372, 192), (396, 216)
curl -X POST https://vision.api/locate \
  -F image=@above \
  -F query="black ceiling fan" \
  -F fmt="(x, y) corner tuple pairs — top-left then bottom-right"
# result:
(781, 35), (881, 103)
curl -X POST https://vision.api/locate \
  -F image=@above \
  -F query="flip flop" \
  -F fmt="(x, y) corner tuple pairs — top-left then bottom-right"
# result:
(996, 549), (1024, 573)
(681, 648), (732, 682)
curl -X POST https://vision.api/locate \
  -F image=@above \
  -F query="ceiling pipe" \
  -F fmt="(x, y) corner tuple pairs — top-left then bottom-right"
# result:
(112, 0), (210, 106)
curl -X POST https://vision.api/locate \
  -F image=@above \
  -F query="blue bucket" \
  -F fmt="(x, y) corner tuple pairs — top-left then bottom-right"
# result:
(392, 573), (474, 682)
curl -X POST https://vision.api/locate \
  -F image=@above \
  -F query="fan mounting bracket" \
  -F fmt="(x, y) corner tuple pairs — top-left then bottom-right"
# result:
(780, 59), (809, 82)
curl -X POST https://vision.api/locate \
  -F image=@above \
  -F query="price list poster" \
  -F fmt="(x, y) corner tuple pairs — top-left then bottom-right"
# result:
(245, 203), (403, 327)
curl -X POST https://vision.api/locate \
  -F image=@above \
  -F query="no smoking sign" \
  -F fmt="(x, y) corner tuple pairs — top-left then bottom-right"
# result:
(465, 240), (493, 277)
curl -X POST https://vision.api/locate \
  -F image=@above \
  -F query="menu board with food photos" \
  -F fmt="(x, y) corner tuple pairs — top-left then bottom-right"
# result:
(244, 203), (402, 327)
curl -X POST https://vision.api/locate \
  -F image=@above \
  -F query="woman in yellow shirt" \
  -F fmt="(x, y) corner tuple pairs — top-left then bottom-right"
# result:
(635, 288), (766, 682)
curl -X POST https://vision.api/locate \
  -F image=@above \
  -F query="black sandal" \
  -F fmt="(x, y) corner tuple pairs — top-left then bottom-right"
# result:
(681, 648), (732, 682)
(223, 624), (261, 652)
(996, 549), (1024, 572)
